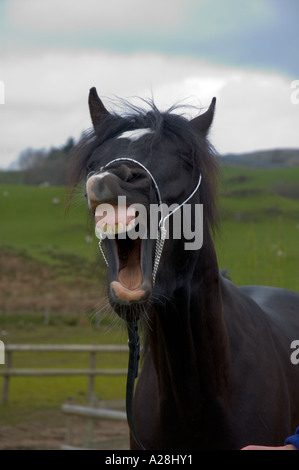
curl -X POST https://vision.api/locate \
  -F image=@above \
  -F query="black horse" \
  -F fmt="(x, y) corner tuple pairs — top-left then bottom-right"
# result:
(71, 87), (299, 450)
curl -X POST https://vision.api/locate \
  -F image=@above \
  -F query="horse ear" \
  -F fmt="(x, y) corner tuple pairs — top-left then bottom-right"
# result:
(190, 97), (216, 135)
(88, 87), (110, 129)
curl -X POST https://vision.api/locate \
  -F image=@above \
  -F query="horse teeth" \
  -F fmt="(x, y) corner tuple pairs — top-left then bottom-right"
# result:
(106, 224), (114, 234)
(95, 220), (136, 238)
(95, 225), (102, 239)
(117, 222), (125, 234)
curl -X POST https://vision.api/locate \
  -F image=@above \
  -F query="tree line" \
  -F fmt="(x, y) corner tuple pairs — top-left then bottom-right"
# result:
(14, 137), (75, 186)
(1, 142), (298, 186)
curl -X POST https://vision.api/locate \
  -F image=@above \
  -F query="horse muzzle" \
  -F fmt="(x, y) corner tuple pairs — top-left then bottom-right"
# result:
(86, 171), (154, 319)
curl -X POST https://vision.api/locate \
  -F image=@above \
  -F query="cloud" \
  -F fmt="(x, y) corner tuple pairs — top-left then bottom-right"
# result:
(7, 0), (276, 39)
(2, 0), (299, 78)
(0, 50), (298, 169)
(8, 0), (191, 33)
(213, 71), (299, 153)
(186, 0), (277, 39)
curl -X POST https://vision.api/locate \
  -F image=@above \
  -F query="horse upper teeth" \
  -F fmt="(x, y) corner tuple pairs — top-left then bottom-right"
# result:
(117, 222), (124, 233)
(95, 225), (102, 239)
(95, 220), (135, 239)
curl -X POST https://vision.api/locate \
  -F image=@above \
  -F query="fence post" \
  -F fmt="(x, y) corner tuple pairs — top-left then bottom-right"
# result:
(88, 350), (96, 403)
(1, 349), (12, 404)
(83, 394), (98, 448)
(65, 397), (74, 446)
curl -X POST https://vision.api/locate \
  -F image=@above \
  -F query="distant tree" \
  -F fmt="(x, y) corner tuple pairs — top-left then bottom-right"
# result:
(62, 137), (75, 155)
(17, 147), (48, 171)
(17, 137), (75, 185)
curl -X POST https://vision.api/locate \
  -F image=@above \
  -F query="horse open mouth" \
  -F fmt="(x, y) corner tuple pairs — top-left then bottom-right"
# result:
(95, 204), (152, 313)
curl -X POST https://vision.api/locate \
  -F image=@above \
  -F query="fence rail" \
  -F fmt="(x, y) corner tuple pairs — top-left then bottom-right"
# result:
(61, 398), (128, 449)
(0, 344), (129, 404)
(61, 402), (127, 421)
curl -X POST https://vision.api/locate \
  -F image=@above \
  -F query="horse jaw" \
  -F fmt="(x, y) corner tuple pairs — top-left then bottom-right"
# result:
(108, 234), (153, 321)
(93, 204), (153, 318)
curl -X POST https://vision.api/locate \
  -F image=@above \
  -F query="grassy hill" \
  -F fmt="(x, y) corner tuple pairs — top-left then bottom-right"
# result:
(1, 164), (299, 297)
(222, 148), (299, 168)
(0, 183), (100, 269)
(216, 165), (299, 291)
(0, 183), (107, 315)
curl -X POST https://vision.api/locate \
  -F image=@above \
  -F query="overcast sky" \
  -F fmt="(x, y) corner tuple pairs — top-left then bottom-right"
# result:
(0, 0), (299, 169)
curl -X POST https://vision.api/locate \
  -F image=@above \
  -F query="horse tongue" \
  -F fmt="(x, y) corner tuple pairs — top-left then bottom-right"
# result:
(95, 204), (136, 227)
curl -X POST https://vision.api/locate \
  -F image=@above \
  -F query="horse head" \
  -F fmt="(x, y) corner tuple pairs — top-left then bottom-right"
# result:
(77, 88), (218, 322)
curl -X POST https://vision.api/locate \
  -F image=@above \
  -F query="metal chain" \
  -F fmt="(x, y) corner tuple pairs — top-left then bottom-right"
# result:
(152, 226), (167, 285)
(98, 238), (109, 267)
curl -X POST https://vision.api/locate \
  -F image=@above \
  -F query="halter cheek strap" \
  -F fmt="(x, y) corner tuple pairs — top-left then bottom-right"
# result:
(95, 157), (202, 284)
(153, 172), (202, 284)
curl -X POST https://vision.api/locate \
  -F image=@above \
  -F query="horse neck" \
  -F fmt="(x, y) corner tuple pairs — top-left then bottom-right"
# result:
(148, 232), (231, 421)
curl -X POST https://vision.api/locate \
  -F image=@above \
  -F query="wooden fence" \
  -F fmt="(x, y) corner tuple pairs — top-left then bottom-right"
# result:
(61, 395), (128, 449)
(0, 344), (128, 405)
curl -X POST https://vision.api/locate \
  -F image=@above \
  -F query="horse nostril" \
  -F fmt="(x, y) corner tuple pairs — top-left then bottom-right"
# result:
(86, 172), (123, 209)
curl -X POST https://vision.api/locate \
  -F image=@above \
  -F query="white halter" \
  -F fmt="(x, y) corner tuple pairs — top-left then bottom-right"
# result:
(94, 157), (202, 284)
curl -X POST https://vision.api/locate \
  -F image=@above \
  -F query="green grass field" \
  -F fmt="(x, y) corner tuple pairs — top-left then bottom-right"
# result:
(0, 163), (299, 437)
(1, 165), (298, 289)
(216, 164), (299, 292)
(0, 183), (98, 267)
